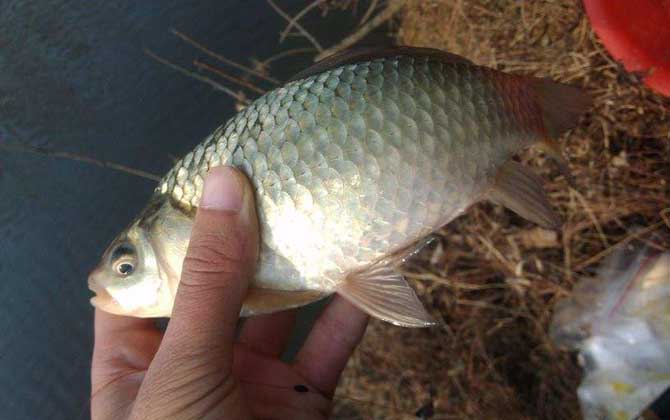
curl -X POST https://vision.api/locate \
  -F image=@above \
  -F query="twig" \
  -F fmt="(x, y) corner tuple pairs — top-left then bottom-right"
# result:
(573, 221), (667, 271)
(476, 235), (515, 274)
(314, 0), (406, 61)
(0, 142), (161, 182)
(278, 0), (326, 43)
(456, 299), (529, 319)
(571, 188), (609, 248)
(193, 60), (266, 95)
(258, 47), (317, 67)
(662, 208), (670, 230)
(171, 29), (280, 85)
(360, 0), (380, 24)
(401, 271), (508, 291)
(267, 0), (323, 52)
(145, 49), (250, 105)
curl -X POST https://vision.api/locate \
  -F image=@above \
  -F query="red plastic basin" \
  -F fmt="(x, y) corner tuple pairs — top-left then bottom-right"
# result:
(584, 0), (670, 95)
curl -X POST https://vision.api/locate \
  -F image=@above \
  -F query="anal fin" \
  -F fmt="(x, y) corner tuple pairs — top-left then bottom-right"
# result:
(487, 160), (562, 230)
(336, 263), (436, 328)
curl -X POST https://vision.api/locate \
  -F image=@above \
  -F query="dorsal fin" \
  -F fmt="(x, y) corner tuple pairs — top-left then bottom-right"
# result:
(289, 46), (473, 82)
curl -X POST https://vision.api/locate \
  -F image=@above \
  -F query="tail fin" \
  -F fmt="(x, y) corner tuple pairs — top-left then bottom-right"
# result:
(531, 79), (592, 138)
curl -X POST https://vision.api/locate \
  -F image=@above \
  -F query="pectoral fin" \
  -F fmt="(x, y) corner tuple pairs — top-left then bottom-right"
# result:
(336, 263), (436, 328)
(487, 160), (562, 230)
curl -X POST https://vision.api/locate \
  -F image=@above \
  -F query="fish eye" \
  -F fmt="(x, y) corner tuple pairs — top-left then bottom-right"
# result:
(110, 243), (137, 277)
(114, 259), (135, 277)
(116, 261), (134, 275)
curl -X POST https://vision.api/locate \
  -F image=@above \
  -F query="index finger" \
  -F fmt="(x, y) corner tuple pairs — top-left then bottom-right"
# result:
(156, 167), (259, 366)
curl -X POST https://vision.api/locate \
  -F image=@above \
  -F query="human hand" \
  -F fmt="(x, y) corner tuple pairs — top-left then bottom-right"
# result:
(91, 167), (369, 419)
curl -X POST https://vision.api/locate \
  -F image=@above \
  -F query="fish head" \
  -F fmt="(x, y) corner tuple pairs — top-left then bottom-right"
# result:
(89, 195), (192, 317)
(88, 221), (168, 317)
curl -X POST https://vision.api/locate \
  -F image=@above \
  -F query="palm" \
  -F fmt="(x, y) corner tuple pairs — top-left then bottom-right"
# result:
(232, 344), (331, 419)
(92, 297), (367, 420)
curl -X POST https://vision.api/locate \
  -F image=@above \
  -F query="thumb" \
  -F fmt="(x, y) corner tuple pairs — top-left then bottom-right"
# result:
(133, 166), (257, 419)
(159, 165), (258, 368)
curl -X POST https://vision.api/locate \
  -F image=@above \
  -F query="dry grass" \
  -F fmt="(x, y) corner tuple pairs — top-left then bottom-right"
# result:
(332, 1), (670, 418)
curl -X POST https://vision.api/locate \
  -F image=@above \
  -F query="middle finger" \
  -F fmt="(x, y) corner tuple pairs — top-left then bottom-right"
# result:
(238, 309), (297, 358)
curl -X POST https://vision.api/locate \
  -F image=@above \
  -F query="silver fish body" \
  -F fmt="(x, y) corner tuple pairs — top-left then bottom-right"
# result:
(89, 48), (589, 325)
(162, 55), (539, 286)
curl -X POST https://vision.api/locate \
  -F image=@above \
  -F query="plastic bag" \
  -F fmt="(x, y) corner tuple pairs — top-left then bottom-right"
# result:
(550, 244), (670, 420)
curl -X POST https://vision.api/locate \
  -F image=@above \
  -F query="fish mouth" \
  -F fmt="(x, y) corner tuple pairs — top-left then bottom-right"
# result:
(88, 279), (110, 307)
(89, 288), (111, 308)
(88, 285), (130, 316)
(88, 272), (117, 310)
(87, 273), (145, 316)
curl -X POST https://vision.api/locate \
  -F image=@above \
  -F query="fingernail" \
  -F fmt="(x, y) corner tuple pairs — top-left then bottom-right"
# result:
(200, 166), (244, 211)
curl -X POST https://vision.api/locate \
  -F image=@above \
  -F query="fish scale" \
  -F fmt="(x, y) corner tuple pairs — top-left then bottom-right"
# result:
(158, 55), (538, 289)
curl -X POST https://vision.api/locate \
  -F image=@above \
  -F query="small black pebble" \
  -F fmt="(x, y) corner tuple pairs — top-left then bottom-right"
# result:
(293, 384), (309, 393)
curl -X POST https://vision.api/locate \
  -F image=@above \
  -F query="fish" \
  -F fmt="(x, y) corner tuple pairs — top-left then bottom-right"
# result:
(88, 47), (591, 327)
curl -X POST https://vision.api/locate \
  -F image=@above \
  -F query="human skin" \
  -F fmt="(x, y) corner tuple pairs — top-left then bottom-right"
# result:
(91, 167), (369, 419)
